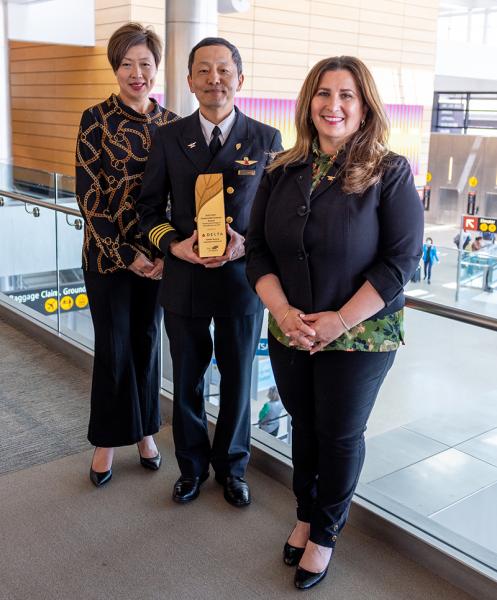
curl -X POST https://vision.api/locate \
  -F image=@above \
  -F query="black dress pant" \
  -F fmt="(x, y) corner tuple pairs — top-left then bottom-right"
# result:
(164, 310), (263, 478)
(84, 269), (162, 447)
(269, 333), (395, 548)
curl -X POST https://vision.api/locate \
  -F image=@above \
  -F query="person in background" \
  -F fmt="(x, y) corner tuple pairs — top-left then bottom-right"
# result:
(75, 23), (178, 487)
(454, 232), (471, 250)
(137, 37), (282, 507)
(422, 237), (439, 284)
(246, 56), (423, 590)
(258, 386), (284, 437)
(471, 235), (484, 252)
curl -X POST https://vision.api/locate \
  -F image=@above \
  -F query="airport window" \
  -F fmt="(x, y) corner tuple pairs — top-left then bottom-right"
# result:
(439, 6), (497, 46)
(488, 10), (497, 46)
(469, 9), (485, 44)
(432, 92), (497, 134)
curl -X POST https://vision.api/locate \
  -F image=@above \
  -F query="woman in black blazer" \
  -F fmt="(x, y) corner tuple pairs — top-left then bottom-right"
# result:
(246, 56), (423, 590)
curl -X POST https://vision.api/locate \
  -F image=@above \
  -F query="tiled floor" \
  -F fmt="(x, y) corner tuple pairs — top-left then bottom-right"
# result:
(402, 411), (497, 446)
(456, 428), (497, 467)
(431, 482), (497, 551)
(359, 294), (497, 569)
(365, 448), (497, 516)
(361, 427), (447, 483)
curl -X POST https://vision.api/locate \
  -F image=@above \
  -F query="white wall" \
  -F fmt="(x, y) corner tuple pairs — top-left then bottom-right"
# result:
(436, 40), (497, 82)
(8, 0), (95, 46)
(435, 74), (497, 93)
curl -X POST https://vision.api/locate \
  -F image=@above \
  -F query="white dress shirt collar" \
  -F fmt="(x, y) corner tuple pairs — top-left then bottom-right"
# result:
(199, 109), (236, 147)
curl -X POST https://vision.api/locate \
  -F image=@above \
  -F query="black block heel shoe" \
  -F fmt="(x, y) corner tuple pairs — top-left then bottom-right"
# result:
(139, 452), (162, 471)
(294, 565), (329, 590)
(89, 467), (112, 488)
(283, 541), (305, 566)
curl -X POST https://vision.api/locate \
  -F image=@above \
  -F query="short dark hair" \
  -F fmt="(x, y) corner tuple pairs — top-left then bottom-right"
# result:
(107, 22), (162, 72)
(188, 37), (242, 76)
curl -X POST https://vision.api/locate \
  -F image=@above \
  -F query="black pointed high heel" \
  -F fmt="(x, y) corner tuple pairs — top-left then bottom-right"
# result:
(89, 467), (112, 487)
(89, 448), (113, 487)
(139, 452), (162, 471)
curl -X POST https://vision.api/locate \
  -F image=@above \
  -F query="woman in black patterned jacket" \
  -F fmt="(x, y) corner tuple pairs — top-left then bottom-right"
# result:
(76, 23), (178, 487)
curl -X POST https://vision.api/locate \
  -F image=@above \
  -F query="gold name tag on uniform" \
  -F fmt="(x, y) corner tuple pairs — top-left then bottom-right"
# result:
(195, 173), (227, 258)
(238, 169), (256, 176)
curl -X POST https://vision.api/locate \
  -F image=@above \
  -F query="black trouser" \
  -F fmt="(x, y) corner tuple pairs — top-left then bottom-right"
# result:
(269, 334), (395, 548)
(164, 310), (263, 479)
(84, 270), (161, 447)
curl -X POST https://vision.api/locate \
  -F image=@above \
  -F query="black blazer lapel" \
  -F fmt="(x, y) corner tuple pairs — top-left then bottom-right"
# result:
(179, 110), (211, 172)
(291, 157), (313, 205)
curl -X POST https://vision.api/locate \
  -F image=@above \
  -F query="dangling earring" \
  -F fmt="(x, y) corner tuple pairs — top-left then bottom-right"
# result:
(360, 119), (366, 128)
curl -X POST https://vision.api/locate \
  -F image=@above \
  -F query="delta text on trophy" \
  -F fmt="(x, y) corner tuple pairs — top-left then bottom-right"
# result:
(195, 173), (227, 258)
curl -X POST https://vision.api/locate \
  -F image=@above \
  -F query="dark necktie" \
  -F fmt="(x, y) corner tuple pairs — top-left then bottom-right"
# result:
(209, 126), (222, 156)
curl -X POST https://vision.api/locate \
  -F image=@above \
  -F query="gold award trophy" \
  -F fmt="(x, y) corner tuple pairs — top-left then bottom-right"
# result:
(195, 173), (227, 257)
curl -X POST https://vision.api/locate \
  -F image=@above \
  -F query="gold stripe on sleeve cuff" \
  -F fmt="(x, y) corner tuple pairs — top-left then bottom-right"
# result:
(149, 223), (175, 248)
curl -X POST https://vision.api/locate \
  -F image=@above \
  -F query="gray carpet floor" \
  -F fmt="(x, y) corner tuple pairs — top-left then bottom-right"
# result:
(0, 428), (476, 600)
(0, 316), (91, 475)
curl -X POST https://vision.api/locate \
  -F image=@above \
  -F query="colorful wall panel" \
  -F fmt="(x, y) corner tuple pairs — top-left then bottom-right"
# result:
(235, 97), (423, 175)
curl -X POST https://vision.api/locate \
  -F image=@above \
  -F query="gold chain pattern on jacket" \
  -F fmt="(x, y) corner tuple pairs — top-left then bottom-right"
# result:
(76, 94), (179, 274)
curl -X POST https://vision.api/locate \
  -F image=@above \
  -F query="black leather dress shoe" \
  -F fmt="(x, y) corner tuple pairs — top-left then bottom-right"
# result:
(172, 472), (209, 504)
(89, 467), (112, 488)
(139, 452), (162, 471)
(294, 566), (329, 590)
(283, 541), (305, 566)
(216, 475), (251, 507)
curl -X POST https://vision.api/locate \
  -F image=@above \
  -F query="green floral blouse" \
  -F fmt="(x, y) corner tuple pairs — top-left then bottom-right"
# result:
(268, 139), (404, 353)
(268, 311), (404, 352)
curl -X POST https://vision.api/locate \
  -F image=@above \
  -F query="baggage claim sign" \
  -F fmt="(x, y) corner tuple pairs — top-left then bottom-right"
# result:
(8, 284), (88, 315)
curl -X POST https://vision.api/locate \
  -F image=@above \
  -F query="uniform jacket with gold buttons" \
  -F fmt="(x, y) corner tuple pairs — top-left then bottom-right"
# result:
(245, 152), (424, 317)
(137, 107), (282, 317)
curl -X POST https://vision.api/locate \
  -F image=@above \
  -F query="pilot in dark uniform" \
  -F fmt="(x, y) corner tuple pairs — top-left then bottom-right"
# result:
(137, 37), (282, 507)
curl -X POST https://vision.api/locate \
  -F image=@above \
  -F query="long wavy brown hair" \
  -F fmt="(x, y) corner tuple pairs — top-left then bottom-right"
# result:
(269, 56), (390, 194)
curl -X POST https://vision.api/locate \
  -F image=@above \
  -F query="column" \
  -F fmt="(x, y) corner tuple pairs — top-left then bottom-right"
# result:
(165, 0), (218, 117)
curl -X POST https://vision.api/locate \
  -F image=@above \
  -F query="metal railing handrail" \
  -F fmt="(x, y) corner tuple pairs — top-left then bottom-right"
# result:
(0, 188), (80, 217)
(406, 297), (497, 332)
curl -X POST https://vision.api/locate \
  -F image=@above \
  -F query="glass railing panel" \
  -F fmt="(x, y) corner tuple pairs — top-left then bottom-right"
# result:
(358, 306), (497, 574)
(0, 161), (56, 201)
(161, 329), (174, 395)
(56, 173), (76, 204)
(196, 311), (292, 454)
(405, 241), (497, 319)
(53, 173), (93, 349)
(0, 176), (59, 330)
